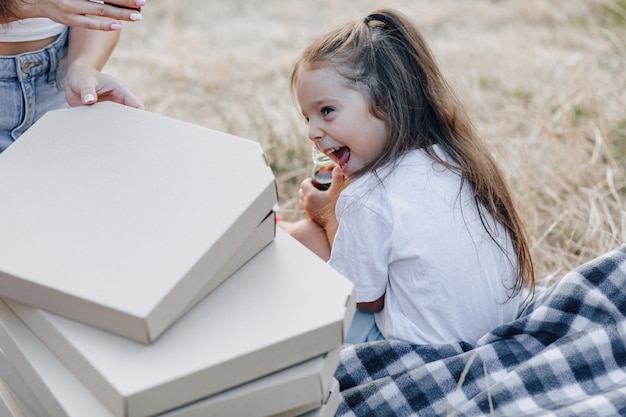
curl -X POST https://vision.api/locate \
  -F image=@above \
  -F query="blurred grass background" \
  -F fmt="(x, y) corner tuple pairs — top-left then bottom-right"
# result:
(107, 0), (626, 284)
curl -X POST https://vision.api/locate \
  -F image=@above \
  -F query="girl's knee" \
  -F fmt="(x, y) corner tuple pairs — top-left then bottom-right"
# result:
(284, 219), (313, 240)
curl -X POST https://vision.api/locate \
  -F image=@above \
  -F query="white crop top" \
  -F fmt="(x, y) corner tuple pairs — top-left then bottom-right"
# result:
(1, 18), (66, 42)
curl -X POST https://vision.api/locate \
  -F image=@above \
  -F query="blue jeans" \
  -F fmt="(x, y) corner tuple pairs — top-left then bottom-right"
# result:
(0, 27), (69, 153)
(345, 310), (385, 344)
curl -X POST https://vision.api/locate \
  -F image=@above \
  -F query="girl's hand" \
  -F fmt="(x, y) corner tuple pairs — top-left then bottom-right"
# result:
(65, 61), (144, 109)
(15, 0), (146, 30)
(299, 166), (343, 228)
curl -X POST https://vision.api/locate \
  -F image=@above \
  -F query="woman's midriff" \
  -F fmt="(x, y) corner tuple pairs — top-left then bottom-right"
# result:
(0, 35), (59, 56)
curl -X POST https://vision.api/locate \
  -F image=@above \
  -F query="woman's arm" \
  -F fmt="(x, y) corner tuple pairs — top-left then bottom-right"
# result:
(67, 26), (118, 71)
(65, 27), (143, 108)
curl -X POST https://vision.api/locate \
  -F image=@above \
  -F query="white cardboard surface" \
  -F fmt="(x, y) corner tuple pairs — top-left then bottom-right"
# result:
(0, 302), (341, 417)
(0, 349), (44, 417)
(180, 210), (275, 319)
(0, 300), (114, 417)
(0, 102), (277, 343)
(277, 378), (341, 417)
(0, 380), (34, 417)
(159, 349), (340, 417)
(302, 378), (341, 417)
(6, 229), (355, 417)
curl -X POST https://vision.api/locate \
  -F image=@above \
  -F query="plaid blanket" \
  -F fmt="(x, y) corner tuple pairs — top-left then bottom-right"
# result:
(334, 245), (626, 416)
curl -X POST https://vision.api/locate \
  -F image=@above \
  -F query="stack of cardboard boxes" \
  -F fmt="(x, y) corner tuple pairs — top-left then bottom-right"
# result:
(0, 103), (355, 417)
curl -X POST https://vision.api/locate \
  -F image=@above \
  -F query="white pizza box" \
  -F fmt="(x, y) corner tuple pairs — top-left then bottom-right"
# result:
(0, 302), (341, 417)
(183, 210), (276, 317)
(0, 380), (34, 417)
(0, 349), (42, 417)
(0, 101), (278, 344)
(284, 378), (341, 417)
(158, 349), (339, 417)
(0, 298), (120, 417)
(5, 229), (355, 417)
(0, 216), (275, 417)
(307, 378), (341, 417)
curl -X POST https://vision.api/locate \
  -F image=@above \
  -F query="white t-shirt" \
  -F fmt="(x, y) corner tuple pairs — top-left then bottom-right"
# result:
(329, 145), (522, 345)
(1, 18), (65, 42)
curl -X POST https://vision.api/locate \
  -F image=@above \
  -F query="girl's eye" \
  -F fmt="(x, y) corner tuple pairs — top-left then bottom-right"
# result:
(321, 107), (334, 116)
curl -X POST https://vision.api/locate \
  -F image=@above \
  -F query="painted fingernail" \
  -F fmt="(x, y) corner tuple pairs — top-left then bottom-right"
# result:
(130, 12), (142, 21)
(110, 23), (122, 30)
(136, 0), (146, 6)
(83, 93), (96, 103)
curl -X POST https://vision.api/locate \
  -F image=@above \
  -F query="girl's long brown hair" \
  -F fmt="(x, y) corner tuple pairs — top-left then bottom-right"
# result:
(292, 8), (535, 297)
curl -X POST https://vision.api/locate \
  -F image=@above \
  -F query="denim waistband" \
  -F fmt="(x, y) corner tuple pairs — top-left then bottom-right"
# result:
(0, 27), (69, 82)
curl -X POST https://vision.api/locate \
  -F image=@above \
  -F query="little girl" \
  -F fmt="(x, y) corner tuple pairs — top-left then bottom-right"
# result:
(285, 9), (535, 345)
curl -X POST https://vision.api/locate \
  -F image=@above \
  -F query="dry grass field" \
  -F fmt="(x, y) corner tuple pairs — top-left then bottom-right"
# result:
(107, 0), (626, 284)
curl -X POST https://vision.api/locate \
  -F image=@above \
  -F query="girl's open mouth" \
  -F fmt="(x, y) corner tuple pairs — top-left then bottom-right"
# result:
(326, 146), (350, 170)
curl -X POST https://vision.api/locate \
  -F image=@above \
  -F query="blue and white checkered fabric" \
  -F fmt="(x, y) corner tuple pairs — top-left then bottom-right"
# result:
(335, 245), (626, 416)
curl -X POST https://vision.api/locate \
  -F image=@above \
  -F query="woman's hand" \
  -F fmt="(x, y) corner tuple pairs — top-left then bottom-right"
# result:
(64, 27), (144, 109)
(12, 0), (146, 30)
(65, 61), (144, 109)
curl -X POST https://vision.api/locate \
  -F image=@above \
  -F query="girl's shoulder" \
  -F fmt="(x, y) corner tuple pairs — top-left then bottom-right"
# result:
(402, 144), (455, 165)
(390, 145), (458, 177)
(343, 145), (458, 198)
(345, 146), (448, 189)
